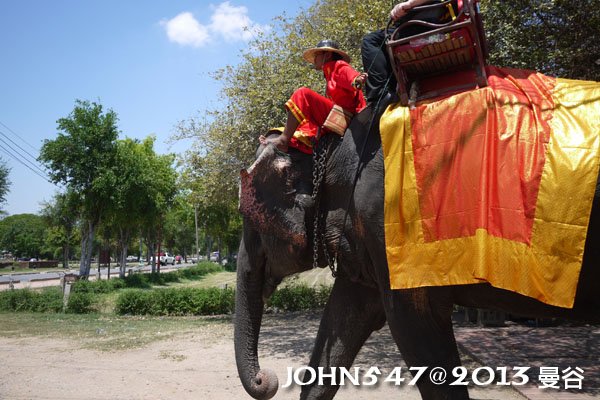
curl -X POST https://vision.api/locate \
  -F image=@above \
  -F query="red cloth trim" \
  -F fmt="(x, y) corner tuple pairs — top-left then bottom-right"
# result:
(410, 66), (556, 244)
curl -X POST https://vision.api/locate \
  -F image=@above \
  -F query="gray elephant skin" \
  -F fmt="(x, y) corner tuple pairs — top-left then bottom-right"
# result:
(234, 105), (600, 400)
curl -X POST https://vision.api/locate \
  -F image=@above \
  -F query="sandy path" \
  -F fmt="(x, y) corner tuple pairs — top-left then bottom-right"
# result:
(0, 312), (524, 400)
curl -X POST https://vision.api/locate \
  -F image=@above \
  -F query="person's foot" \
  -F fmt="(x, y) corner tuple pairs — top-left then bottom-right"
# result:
(259, 134), (289, 152)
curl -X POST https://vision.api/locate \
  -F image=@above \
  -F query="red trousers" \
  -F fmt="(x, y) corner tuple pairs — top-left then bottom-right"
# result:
(286, 87), (334, 128)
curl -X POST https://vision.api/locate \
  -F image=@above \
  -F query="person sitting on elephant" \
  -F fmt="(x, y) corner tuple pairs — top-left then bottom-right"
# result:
(361, 0), (457, 103)
(259, 40), (367, 153)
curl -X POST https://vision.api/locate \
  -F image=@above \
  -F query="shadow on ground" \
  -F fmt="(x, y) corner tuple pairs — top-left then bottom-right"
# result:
(254, 311), (600, 398)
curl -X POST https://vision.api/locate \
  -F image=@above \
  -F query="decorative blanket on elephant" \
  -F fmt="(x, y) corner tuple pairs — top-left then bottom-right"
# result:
(380, 66), (600, 308)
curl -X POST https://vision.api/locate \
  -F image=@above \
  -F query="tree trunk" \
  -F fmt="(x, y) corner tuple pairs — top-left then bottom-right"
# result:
(62, 245), (69, 269)
(149, 243), (156, 273)
(78, 220), (96, 279)
(118, 227), (130, 278)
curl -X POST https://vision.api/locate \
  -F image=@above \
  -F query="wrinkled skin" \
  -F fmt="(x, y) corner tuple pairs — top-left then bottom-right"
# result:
(234, 104), (600, 400)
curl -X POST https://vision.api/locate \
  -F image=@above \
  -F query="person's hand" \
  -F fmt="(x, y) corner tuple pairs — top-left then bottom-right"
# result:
(390, 0), (420, 20)
(352, 72), (368, 90)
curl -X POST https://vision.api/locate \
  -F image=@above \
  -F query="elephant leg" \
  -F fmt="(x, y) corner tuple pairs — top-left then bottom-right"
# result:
(300, 277), (386, 400)
(384, 287), (469, 400)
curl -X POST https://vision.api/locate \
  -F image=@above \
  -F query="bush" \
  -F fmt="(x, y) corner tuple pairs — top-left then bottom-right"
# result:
(70, 276), (127, 294)
(122, 273), (150, 289)
(115, 287), (234, 316)
(114, 289), (155, 315)
(0, 287), (63, 313)
(36, 287), (65, 312)
(66, 292), (96, 314)
(269, 283), (331, 312)
(222, 262), (236, 272)
(179, 262), (222, 279)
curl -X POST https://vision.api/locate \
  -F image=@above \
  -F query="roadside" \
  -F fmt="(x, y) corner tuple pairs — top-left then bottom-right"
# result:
(0, 311), (526, 400)
(0, 262), (198, 291)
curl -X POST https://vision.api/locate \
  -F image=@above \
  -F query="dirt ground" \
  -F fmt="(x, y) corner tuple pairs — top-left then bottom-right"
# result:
(0, 312), (526, 400)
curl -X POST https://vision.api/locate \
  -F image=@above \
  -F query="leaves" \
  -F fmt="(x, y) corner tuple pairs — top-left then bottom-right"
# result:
(175, 0), (599, 224)
(0, 214), (48, 258)
(39, 99), (120, 221)
(0, 158), (10, 214)
(481, 0), (600, 80)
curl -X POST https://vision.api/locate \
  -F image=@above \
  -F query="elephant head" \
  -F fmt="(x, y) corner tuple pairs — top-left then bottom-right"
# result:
(235, 143), (316, 399)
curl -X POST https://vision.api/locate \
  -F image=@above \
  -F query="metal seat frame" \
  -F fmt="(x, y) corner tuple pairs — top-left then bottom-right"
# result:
(386, 0), (488, 106)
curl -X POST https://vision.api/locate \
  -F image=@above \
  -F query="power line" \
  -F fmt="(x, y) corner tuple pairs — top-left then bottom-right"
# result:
(0, 129), (49, 178)
(0, 128), (43, 169)
(0, 120), (40, 154)
(0, 143), (53, 184)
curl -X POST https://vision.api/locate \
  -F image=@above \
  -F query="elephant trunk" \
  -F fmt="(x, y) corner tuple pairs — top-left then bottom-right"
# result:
(234, 237), (278, 399)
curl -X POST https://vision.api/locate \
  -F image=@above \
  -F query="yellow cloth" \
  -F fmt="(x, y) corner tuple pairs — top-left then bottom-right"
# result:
(380, 68), (600, 308)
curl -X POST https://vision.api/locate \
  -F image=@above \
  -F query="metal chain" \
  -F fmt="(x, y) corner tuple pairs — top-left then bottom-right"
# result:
(311, 133), (337, 277)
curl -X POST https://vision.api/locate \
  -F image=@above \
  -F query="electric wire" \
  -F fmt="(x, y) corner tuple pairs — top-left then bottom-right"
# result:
(0, 119), (56, 185)
(0, 130), (47, 175)
(0, 125), (53, 184)
(0, 130), (49, 176)
(0, 143), (52, 184)
(0, 120), (39, 154)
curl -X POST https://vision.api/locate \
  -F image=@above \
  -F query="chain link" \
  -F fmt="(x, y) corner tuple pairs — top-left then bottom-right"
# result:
(312, 133), (337, 277)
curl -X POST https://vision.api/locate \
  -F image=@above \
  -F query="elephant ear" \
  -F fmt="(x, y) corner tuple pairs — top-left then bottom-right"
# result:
(239, 144), (313, 248)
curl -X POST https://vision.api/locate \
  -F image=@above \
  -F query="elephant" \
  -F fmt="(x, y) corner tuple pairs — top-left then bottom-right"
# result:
(234, 101), (600, 400)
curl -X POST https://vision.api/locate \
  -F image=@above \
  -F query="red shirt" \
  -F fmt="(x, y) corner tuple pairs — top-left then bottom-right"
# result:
(322, 60), (366, 114)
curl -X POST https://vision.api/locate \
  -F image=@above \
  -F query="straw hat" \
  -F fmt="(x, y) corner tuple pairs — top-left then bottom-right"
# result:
(302, 39), (351, 65)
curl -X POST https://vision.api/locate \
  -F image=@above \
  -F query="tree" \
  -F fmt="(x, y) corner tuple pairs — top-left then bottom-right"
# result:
(0, 214), (49, 259)
(40, 190), (80, 268)
(175, 0), (599, 242)
(0, 158), (10, 216)
(104, 136), (177, 277)
(39, 99), (119, 278)
(175, 0), (390, 209)
(163, 194), (196, 260)
(481, 0), (600, 81)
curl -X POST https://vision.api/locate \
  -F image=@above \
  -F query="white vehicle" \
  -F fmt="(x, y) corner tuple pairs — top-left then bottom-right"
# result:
(150, 252), (175, 266)
(160, 253), (175, 265)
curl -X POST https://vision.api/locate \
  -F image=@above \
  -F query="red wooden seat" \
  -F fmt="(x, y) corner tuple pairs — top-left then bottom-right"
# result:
(386, 0), (488, 106)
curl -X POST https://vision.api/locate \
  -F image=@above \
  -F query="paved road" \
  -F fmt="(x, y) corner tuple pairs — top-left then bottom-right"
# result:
(0, 262), (197, 289)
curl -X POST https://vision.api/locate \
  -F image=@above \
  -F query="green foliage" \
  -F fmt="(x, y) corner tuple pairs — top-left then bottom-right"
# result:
(114, 287), (234, 316)
(122, 273), (152, 289)
(0, 158), (10, 214)
(105, 137), (178, 271)
(174, 0), (599, 225)
(66, 292), (96, 314)
(39, 100), (119, 195)
(162, 195), (196, 258)
(481, 0), (600, 81)
(40, 190), (80, 267)
(0, 214), (49, 258)
(71, 278), (125, 294)
(0, 287), (63, 313)
(67, 264), (223, 292)
(222, 261), (236, 272)
(175, 0), (390, 213)
(269, 283), (332, 312)
(178, 262), (223, 278)
(39, 99), (120, 276)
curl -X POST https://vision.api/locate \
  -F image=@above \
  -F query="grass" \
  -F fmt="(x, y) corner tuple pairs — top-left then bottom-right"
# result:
(163, 271), (236, 289)
(159, 268), (334, 290)
(0, 264), (334, 350)
(0, 312), (231, 351)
